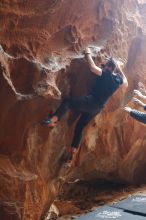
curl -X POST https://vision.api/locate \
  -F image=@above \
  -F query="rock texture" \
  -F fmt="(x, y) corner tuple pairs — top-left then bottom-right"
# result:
(0, 0), (146, 219)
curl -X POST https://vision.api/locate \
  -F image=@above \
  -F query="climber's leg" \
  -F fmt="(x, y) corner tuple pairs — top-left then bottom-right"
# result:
(41, 95), (99, 127)
(67, 111), (100, 161)
(71, 113), (93, 148)
(54, 95), (98, 119)
(41, 98), (72, 126)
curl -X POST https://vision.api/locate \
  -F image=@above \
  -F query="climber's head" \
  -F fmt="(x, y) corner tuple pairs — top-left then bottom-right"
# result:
(104, 57), (117, 72)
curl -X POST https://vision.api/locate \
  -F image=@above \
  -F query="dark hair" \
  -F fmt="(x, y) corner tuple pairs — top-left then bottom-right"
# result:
(106, 58), (117, 71)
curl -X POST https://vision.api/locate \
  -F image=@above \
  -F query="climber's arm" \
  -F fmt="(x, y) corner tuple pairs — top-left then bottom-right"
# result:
(116, 64), (128, 86)
(84, 48), (102, 76)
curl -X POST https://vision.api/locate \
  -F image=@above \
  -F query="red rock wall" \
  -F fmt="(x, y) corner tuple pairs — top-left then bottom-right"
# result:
(0, 0), (146, 219)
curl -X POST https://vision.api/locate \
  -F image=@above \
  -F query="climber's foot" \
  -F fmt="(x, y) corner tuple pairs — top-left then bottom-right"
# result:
(40, 115), (58, 127)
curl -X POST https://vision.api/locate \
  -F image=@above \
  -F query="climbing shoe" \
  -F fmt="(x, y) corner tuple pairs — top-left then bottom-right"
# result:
(40, 114), (58, 127)
(40, 118), (52, 125)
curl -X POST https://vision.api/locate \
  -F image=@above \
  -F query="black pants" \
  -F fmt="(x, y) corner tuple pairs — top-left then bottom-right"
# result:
(53, 95), (102, 148)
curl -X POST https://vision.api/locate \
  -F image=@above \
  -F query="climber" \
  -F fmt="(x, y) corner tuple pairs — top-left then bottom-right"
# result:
(124, 88), (146, 124)
(41, 47), (128, 163)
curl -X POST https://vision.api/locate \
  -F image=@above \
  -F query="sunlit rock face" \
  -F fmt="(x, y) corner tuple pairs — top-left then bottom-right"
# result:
(0, 0), (146, 219)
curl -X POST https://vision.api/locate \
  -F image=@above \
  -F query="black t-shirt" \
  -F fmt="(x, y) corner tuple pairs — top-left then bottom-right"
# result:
(90, 69), (123, 106)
